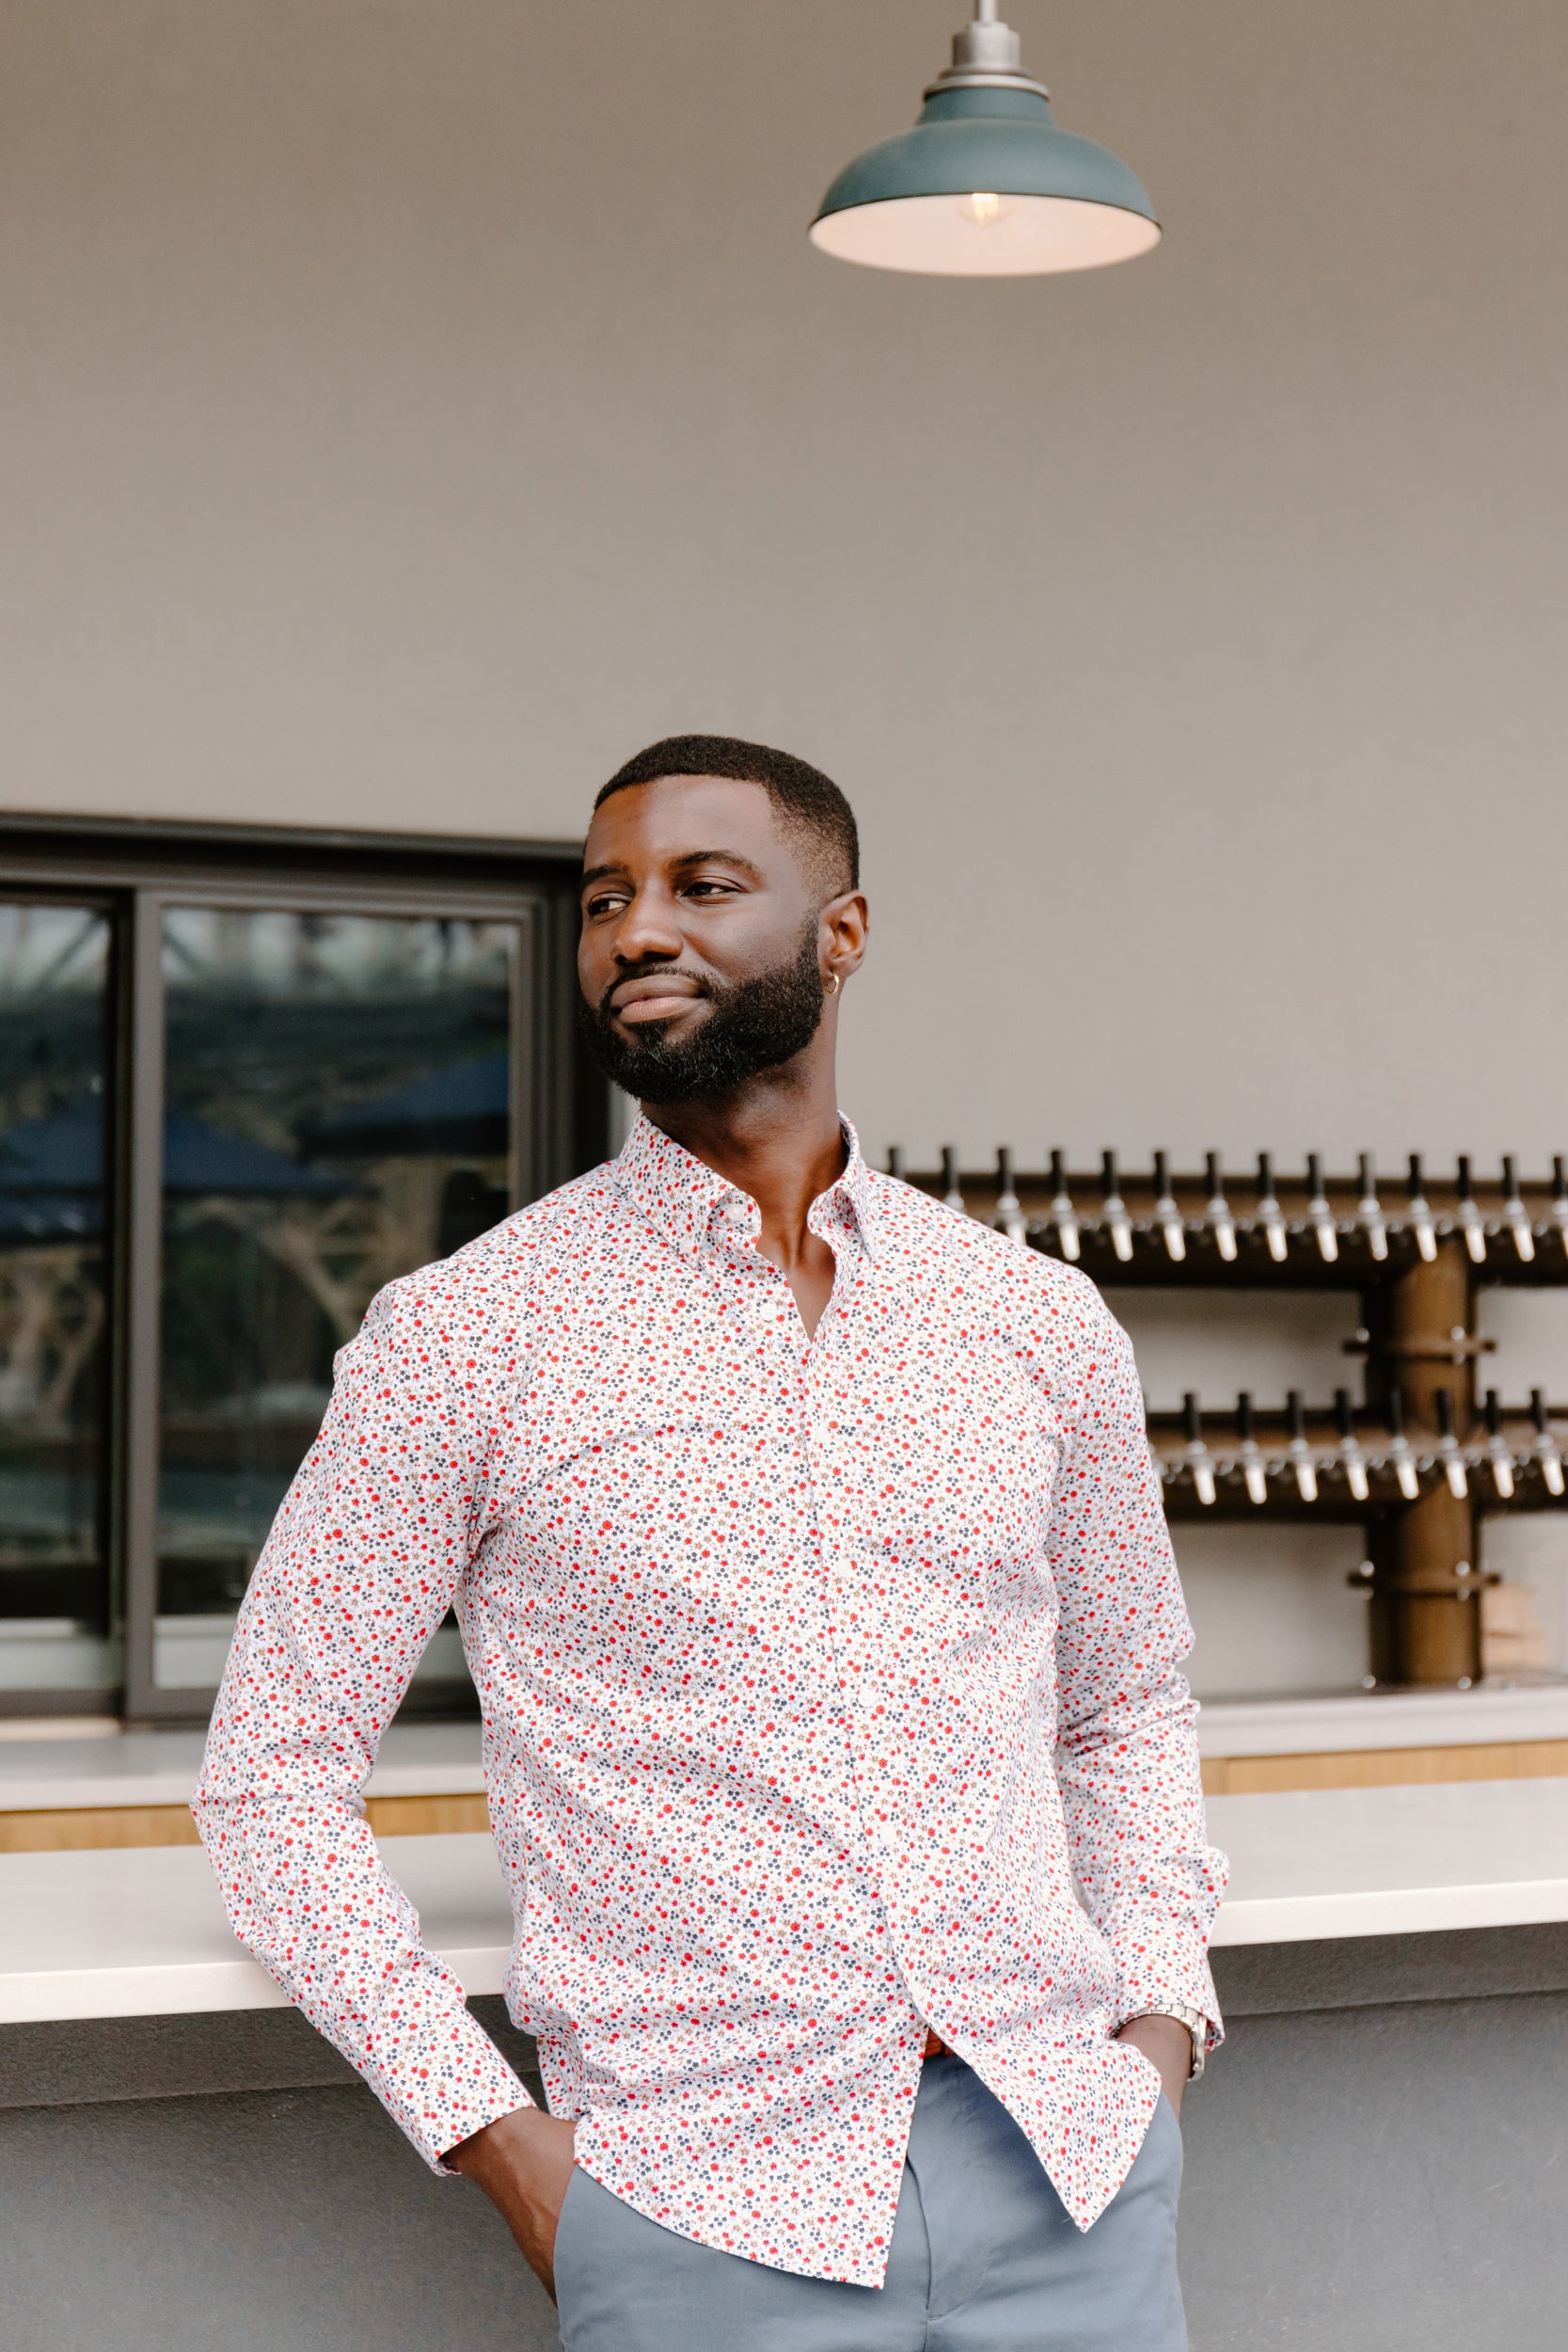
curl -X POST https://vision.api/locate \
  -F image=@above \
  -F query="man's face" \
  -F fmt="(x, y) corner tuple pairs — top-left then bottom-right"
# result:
(577, 774), (831, 1104)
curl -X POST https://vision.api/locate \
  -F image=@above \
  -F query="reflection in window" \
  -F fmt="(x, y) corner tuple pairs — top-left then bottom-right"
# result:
(0, 904), (114, 1694)
(155, 908), (516, 1689)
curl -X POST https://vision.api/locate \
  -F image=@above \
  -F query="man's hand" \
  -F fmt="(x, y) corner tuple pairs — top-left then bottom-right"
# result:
(447, 2105), (578, 2300)
(1115, 2013), (1192, 2122)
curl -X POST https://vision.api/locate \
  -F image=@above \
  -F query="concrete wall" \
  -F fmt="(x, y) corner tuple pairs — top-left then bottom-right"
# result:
(4, 0), (1567, 1692)
(7, 1943), (1567, 2351)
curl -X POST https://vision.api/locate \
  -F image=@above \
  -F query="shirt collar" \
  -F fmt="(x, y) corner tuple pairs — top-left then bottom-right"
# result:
(612, 1111), (882, 1263)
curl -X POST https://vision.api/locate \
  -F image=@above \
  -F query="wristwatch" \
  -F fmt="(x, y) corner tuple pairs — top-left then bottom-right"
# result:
(1155, 2002), (1208, 2081)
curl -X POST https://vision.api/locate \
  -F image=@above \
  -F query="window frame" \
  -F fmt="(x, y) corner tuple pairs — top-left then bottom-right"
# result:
(0, 813), (601, 1725)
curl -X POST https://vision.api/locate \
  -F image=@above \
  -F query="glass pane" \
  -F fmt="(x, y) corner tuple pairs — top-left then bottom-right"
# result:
(0, 904), (115, 1695)
(155, 907), (516, 1691)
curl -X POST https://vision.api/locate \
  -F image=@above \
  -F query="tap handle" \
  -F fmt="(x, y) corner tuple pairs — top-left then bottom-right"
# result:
(1484, 1388), (1503, 1437)
(1358, 1152), (1375, 1196)
(1101, 1150), (1119, 1199)
(1183, 1391), (1203, 1444)
(1288, 1390), (1307, 1439)
(1257, 1151), (1274, 1195)
(942, 1146), (959, 1194)
(1502, 1154), (1520, 1200)
(1555, 1157), (1567, 1203)
(1335, 1387), (1356, 1439)
(1387, 1388), (1406, 1437)
(1050, 1148), (1068, 1196)
(1456, 1155), (1474, 1200)
(1434, 1386), (1455, 1438)
(1236, 1391), (1256, 1442)
(1206, 1151), (1224, 1198)
(1153, 1150), (1169, 1194)
(1307, 1152), (1325, 1197)
(1407, 1152), (1424, 1198)
(996, 1146), (1014, 1192)
(887, 1146), (905, 1180)
(1532, 1387), (1550, 1434)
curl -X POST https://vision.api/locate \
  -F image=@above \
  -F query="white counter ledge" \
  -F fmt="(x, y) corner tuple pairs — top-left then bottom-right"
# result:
(0, 1721), (486, 1813)
(1, 1778), (1564, 2026)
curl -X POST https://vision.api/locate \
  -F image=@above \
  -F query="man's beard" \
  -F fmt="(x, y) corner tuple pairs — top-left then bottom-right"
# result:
(579, 918), (827, 1106)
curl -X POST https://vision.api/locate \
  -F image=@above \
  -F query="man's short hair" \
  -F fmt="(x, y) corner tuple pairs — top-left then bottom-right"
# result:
(595, 735), (860, 899)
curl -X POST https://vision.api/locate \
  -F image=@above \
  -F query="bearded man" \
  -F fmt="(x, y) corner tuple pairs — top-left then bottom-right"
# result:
(196, 735), (1226, 2351)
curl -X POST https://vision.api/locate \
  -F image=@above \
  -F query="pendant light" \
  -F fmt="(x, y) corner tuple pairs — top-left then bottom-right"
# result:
(811, 2), (1159, 278)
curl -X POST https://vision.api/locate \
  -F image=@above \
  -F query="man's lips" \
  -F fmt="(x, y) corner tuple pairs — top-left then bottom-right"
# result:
(609, 975), (705, 1025)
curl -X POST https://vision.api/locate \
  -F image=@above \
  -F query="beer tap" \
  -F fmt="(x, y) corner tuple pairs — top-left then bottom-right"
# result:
(1307, 1153), (1338, 1263)
(1500, 1156), (1535, 1263)
(1182, 1392), (1217, 1507)
(1433, 1386), (1468, 1499)
(1151, 1152), (1186, 1263)
(886, 1146), (906, 1181)
(1406, 1155), (1438, 1263)
(1355, 1153), (1388, 1262)
(1531, 1389), (1566, 1497)
(1101, 1152), (1134, 1263)
(1255, 1152), (1289, 1263)
(1205, 1153), (1238, 1263)
(1454, 1156), (1487, 1265)
(1335, 1388), (1370, 1502)
(993, 1148), (1027, 1246)
(1048, 1150), (1081, 1263)
(1481, 1389), (1515, 1500)
(942, 1147), (966, 1216)
(1286, 1390), (1318, 1502)
(1385, 1390), (1421, 1501)
(1552, 1159), (1568, 1261)
(1236, 1391), (1269, 1505)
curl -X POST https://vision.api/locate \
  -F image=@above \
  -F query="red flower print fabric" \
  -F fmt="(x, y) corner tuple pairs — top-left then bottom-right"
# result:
(195, 1114), (1226, 2287)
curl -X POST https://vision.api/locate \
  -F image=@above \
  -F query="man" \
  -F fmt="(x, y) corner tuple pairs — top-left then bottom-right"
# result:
(196, 734), (1227, 2350)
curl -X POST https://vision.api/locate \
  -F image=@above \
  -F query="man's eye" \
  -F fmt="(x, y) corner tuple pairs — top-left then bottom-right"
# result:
(585, 894), (626, 917)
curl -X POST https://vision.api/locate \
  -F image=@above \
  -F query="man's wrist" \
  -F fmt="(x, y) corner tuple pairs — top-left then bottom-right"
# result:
(1121, 2004), (1206, 2080)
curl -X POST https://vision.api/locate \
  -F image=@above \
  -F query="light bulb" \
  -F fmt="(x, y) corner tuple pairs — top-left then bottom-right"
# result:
(959, 191), (1009, 227)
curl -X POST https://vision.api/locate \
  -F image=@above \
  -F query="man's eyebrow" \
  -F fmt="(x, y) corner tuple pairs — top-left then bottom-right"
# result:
(579, 849), (766, 891)
(666, 848), (766, 881)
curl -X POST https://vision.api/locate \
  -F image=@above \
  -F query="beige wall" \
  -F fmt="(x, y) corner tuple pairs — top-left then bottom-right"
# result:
(4, 0), (1567, 1165)
(4, 1), (1567, 1690)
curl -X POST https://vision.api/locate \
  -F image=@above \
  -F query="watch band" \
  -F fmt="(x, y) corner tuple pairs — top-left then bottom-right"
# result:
(1156, 2001), (1208, 2080)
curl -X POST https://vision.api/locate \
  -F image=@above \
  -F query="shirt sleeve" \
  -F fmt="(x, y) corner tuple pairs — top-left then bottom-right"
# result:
(191, 1265), (533, 2168)
(1044, 1281), (1228, 2046)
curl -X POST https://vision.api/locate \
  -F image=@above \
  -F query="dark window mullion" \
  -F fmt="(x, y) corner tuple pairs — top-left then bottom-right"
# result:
(120, 890), (169, 1723)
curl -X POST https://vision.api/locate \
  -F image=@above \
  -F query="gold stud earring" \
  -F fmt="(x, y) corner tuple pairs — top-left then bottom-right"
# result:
(824, 969), (841, 997)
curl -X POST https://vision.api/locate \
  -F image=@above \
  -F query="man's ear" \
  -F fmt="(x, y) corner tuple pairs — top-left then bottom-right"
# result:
(821, 891), (869, 981)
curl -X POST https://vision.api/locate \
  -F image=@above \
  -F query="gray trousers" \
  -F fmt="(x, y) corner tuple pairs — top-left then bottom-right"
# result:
(553, 2052), (1187, 2350)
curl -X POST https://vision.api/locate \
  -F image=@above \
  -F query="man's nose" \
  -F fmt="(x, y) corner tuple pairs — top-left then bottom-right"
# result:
(611, 888), (685, 965)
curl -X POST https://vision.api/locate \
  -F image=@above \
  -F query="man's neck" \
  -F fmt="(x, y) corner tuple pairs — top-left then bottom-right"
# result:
(642, 1058), (846, 1273)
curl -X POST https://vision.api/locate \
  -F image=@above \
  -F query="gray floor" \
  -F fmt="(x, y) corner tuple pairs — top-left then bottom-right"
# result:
(3, 1987), (1564, 2350)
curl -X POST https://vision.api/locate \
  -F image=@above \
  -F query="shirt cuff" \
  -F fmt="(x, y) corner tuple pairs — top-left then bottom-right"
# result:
(366, 1995), (538, 2171)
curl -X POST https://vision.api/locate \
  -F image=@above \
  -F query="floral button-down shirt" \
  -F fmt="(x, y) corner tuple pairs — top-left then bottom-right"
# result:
(195, 1114), (1227, 2288)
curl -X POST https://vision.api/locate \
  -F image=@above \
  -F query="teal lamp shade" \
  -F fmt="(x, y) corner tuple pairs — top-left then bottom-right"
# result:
(811, 9), (1159, 278)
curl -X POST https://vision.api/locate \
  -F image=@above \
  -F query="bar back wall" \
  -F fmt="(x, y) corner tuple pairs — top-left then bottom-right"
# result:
(3, 1), (1567, 1697)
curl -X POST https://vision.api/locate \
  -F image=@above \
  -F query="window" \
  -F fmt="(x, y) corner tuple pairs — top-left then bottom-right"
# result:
(0, 817), (601, 1723)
